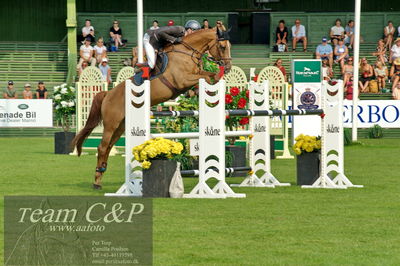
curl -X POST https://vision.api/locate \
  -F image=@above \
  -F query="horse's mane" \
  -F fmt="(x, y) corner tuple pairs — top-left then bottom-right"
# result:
(182, 28), (216, 42)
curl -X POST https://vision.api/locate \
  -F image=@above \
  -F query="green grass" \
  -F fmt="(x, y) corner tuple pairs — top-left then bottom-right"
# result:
(1, 137), (400, 265)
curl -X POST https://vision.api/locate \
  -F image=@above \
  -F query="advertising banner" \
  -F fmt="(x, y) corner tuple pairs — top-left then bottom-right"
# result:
(0, 99), (53, 127)
(292, 59), (322, 139)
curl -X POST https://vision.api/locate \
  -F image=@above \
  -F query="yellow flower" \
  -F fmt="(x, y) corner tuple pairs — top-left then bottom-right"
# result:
(295, 134), (304, 141)
(239, 136), (246, 140)
(141, 160), (151, 169)
(294, 147), (302, 155)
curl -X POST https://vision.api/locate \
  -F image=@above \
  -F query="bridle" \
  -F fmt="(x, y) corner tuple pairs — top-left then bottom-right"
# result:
(166, 36), (232, 67)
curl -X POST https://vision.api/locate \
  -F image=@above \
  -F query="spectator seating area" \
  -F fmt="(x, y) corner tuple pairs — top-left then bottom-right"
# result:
(269, 12), (400, 44)
(0, 42), (68, 92)
(269, 43), (392, 99)
(76, 12), (232, 47)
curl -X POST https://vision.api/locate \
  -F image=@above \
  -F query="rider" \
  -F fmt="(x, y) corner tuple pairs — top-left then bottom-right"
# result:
(142, 25), (185, 69)
(141, 20), (201, 69)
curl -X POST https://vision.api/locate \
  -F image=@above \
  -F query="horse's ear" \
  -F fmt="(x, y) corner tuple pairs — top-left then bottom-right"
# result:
(216, 27), (222, 38)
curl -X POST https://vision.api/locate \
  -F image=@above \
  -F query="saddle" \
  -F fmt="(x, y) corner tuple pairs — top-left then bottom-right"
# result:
(133, 52), (169, 86)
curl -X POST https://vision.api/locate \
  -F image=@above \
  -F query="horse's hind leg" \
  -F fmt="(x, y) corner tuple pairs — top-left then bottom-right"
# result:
(103, 121), (125, 166)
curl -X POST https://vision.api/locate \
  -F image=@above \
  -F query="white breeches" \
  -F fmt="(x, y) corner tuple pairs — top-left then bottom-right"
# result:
(143, 33), (156, 69)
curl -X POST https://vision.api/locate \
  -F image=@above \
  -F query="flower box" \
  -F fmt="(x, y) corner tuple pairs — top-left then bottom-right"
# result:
(296, 151), (320, 185)
(142, 160), (177, 197)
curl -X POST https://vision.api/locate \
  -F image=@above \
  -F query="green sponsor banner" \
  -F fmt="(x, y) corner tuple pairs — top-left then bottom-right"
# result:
(292, 60), (322, 83)
(5, 196), (153, 266)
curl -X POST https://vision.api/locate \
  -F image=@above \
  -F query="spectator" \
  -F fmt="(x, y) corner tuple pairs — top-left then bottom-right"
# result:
(344, 20), (354, 49)
(93, 38), (107, 64)
(344, 76), (354, 100)
(99, 58), (112, 84)
(275, 20), (288, 52)
(322, 59), (333, 81)
(167, 20), (174, 26)
(330, 19), (345, 46)
(291, 19), (307, 52)
(78, 19), (95, 43)
(214, 20), (226, 32)
(389, 38), (400, 63)
(359, 58), (374, 93)
(384, 21), (395, 48)
(273, 58), (287, 81)
(202, 19), (211, 29)
(334, 39), (348, 70)
(77, 38), (96, 71)
(3, 81), (17, 99)
(374, 61), (388, 91)
(22, 83), (33, 99)
(36, 81), (48, 99)
(372, 39), (387, 65)
(78, 61), (89, 76)
(398, 24), (400, 38)
(316, 37), (333, 67)
(342, 57), (354, 87)
(390, 58), (400, 97)
(150, 20), (159, 30)
(109, 20), (124, 51)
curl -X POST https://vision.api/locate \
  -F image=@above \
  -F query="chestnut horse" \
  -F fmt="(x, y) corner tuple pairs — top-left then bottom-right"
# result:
(72, 29), (232, 189)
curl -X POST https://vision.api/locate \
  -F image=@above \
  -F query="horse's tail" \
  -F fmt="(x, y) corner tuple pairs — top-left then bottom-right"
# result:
(71, 91), (107, 156)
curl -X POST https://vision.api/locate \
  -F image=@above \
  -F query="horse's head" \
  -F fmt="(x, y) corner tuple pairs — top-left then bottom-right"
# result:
(208, 28), (232, 73)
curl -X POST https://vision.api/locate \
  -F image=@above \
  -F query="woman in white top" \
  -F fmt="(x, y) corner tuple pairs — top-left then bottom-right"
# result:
(93, 38), (107, 64)
(81, 19), (95, 42)
(330, 19), (345, 46)
(384, 21), (395, 48)
(150, 20), (159, 30)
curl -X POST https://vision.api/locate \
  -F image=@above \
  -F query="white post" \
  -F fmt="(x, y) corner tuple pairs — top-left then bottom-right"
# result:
(352, 0), (361, 141)
(137, 0), (144, 64)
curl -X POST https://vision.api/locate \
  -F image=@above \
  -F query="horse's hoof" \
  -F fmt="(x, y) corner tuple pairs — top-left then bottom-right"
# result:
(93, 184), (102, 190)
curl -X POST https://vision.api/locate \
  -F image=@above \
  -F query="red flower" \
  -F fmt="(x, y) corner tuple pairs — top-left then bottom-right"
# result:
(245, 90), (250, 99)
(237, 98), (247, 109)
(230, 87), (240, 96)
(253, 75), (258, 82)
(226, 115), (230, 119)
(225, 94), (233, 104)
(239, 117), (249, 125)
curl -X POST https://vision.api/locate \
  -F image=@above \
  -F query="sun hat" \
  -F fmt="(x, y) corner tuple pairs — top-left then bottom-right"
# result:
(24, 83), (31, 87)
(102, 58), (108, 62)
(394, 58), (400, 66)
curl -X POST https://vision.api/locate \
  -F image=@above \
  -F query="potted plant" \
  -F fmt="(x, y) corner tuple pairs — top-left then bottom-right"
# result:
(53, 83), (76, 154)
(133, 137), (184, 197)
(293, 134), (322, 185)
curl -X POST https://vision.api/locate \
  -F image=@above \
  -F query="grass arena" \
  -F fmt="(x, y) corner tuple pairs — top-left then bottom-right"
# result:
(2, 0), (400, 265)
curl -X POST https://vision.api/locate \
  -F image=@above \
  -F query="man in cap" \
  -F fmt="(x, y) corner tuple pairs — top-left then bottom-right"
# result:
(3, 81), (17, 99)
(316, 37), (333, 67)
(390, 37), (400, 64)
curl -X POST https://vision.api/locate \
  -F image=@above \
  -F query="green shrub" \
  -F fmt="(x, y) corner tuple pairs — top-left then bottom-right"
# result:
(344, 128), (352, 145)
(369, 124), (383, 139)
